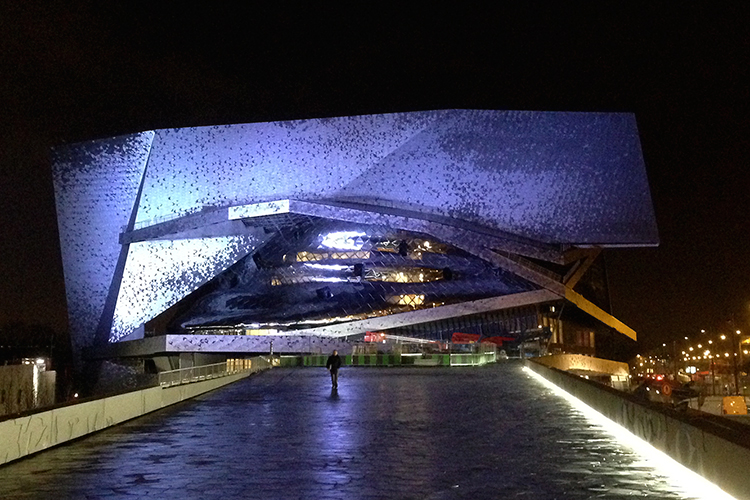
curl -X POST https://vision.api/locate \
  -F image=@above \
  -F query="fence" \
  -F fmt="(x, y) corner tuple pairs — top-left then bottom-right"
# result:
(158, 357), (274, 387)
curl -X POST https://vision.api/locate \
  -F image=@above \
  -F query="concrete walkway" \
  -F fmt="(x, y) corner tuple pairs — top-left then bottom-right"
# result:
(0, 363), (695, 499)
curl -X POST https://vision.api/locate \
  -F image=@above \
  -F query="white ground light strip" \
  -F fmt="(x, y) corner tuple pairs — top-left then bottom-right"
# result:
(523, 366), (737, 500)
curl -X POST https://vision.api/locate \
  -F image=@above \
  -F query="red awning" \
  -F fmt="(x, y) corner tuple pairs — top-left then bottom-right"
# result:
(451, 332), (481, 344)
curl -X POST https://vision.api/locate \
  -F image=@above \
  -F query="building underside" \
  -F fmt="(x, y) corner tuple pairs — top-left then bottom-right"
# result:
(51, 110), (657, 383)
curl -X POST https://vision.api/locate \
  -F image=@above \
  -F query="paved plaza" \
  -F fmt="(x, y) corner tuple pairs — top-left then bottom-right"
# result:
(0, 362), (695, 499)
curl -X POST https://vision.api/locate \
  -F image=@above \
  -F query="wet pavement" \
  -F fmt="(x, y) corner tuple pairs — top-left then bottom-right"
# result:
(0, 362), (698, 499)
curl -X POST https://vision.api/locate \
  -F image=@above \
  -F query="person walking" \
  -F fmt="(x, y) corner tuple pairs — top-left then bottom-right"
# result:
(326, 350), (342, 388)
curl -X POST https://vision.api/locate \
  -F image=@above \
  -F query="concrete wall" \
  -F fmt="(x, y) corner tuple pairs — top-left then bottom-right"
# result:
(533, 353), (629, 376)
(526, 360), (750, 500)
(0, 369), (254, 466)
(95, 334), (357, 358)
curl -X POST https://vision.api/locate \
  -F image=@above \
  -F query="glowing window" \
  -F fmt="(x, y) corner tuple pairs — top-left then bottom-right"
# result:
(388, 294), (425, 307)
(319, 231), (367, 250)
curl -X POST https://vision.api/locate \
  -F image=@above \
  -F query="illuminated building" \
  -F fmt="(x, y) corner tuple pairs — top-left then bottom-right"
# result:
(51, 110), (657, 376)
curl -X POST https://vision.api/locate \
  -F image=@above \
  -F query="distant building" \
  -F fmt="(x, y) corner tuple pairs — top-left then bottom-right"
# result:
(51, 110), (657, 383)
(0, 359), (56, 416)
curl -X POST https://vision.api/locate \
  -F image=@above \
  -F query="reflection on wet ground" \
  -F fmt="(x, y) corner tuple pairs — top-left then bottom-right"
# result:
(0, 362), (697, 499)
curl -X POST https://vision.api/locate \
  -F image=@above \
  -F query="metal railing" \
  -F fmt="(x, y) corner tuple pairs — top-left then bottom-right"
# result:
(123, 205), (214, 232)
(158, 356), (274, 387)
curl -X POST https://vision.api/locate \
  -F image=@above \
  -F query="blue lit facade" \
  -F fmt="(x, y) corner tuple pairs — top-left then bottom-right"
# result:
(51, 110), (657, 361)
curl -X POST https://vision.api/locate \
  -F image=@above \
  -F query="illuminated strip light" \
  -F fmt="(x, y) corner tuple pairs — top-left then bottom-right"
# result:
(304, 263), (350, 271)
(522, 366), (737, 500)
(381, 334), (440, 345)
(271, 276), (348, 285)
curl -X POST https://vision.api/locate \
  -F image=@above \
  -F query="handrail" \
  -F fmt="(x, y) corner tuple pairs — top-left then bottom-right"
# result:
(122, 205), (213, 232)
(158, 357), (274, 388)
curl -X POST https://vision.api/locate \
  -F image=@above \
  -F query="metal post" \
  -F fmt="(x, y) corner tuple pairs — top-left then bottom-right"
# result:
(730, 318), (740, 396)
(733, 343), (740, 396)
(711, 358), (716, 396)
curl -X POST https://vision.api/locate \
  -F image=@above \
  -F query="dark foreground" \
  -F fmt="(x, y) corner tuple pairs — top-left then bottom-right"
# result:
(0, 362), (695, 499)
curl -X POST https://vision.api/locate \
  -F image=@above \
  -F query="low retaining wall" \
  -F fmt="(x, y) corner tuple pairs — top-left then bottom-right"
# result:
(283, 354), (403, 367)
(283, 352), (496, 368)
(526, 360), (750, 500)
(533, 353), (629, 376)
(0, 370), (257, 466)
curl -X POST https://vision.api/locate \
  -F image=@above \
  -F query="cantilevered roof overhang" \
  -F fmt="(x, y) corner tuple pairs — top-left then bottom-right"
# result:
(120, 199), (638, 341)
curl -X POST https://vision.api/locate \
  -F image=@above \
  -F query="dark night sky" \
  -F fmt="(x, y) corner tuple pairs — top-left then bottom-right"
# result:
(1, 4), (748, 351)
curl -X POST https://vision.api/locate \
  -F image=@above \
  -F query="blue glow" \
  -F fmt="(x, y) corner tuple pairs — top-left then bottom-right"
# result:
(307, 277), (348, 283)
(319, 231), (367, 250)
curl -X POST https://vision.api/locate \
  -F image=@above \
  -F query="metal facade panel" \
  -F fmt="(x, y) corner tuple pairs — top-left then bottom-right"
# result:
(136, 112), (434, 225)
(110, 235), (263, 342)
(52, 132), (154, 352)
(136, 110), (657, 245)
